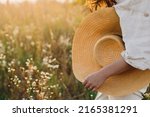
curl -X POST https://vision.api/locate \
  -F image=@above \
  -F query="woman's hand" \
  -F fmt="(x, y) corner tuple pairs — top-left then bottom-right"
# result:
(83, 70), (108, 92)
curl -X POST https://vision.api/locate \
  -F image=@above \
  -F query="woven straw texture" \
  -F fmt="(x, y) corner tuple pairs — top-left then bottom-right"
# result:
(72, 8), (150, 96)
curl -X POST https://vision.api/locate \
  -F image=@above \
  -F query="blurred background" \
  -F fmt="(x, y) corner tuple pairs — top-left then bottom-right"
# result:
(0, 0), (97, 100)
(0, 0), (150, 100)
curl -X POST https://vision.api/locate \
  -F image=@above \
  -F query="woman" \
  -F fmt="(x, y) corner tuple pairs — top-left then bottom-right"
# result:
(83, 0), (150, 100)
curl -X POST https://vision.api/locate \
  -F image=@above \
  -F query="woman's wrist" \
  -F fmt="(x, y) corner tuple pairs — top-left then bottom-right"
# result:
(97, 68), (110, 80)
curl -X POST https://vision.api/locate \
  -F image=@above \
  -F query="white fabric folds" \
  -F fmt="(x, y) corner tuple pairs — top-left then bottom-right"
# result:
(114, 0), (150, 70)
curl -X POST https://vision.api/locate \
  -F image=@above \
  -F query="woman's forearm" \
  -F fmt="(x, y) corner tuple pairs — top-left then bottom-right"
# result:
(83, 57), (134, 91)
(98, 57), (134, 78)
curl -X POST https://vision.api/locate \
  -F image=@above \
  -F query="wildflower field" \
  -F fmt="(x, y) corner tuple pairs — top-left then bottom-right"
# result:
(0, 0), (150, 100)
(0, 0), (96, 100)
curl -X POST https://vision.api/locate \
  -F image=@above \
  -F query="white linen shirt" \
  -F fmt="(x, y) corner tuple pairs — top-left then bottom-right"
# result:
(114, 0), (150, 70)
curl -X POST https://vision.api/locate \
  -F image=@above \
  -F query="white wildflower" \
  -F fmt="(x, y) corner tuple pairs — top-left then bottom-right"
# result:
(13, 26), (19, 37)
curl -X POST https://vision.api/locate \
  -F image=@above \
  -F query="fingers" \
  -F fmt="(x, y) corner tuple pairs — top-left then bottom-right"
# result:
(84, 82), (91, 89)
(83, 80), (99, 92)
(83, 79), (88, 86)
(83, 80), (92, 89)
(92, 86), (99, 92)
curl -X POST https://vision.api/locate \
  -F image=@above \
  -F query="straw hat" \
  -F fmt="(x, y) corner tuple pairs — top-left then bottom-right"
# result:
(72, 7), (150, 96)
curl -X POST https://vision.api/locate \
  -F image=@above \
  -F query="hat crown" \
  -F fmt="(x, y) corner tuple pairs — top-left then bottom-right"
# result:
(93, 35), (124, 67)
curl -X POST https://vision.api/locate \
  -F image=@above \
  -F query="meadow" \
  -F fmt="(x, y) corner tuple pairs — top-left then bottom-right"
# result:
(0, 0), (149, 100)
(0, 0), (96, 100)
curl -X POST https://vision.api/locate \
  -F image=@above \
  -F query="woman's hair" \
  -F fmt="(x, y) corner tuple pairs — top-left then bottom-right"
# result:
(104, 0), (117, 7)
(86, 0), (117, 12)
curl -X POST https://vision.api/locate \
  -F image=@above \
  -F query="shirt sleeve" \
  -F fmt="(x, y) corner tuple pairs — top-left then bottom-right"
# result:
(121, 50), (150, 70)
(114, 0), (150, 70)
